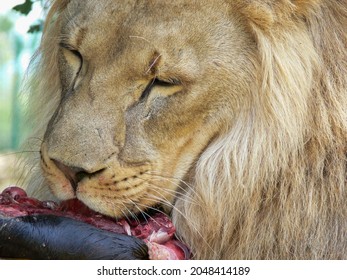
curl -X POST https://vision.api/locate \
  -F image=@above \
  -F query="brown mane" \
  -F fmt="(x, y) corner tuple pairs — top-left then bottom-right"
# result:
(25, 0), (347, 259)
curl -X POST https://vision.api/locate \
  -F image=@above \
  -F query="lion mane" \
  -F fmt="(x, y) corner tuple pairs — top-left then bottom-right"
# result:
(24, 0), (346, 259)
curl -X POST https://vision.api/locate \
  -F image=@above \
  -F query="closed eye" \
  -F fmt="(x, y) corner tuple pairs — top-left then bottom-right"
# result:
(59, 42), (83, 88)
(140, 78), (178, 100)
(59, 42), (83, 69)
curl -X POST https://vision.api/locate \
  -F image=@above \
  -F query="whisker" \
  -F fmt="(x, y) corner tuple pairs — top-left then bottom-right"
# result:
(144, 171), (190, 192)
(145, 170), (199, 198)
(111, 201), (127, 220)
(144, 192), (216, 256)
(17, 157), (42, 184)
(118, 201), (136, 223)
(142, 172), (200, 205)
(146, 54), (162, 74)
(148, 181), (199, 205)
(129, 35), (152, 46)
(124, 198), (141, 224)
(131, 202), (150, 224)
(135, 174), (197, 204)
(134, 200), (172, 228)
(0, 151), (40, 158)
(120, 208), (130, 221)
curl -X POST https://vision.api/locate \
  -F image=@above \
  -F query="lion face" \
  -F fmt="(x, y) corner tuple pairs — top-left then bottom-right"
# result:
(28, 0), (347, 259)
(40, 0), (255, 217)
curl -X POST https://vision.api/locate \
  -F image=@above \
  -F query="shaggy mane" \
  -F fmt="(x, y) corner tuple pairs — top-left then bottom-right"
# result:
(23, 0), (346, 259)
(173, 0), (347, 259)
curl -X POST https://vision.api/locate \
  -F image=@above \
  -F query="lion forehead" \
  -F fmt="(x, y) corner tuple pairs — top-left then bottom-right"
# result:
(59, 0), (248, 84)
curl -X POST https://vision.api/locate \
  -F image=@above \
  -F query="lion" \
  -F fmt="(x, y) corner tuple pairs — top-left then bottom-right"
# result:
(22, 0), (347, 259)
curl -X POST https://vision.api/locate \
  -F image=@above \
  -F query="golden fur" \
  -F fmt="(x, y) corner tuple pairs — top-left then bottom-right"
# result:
(24, 0), (347, 259)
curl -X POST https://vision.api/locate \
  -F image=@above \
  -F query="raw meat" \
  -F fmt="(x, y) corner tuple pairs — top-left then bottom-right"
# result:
(0, 186), (190, 260)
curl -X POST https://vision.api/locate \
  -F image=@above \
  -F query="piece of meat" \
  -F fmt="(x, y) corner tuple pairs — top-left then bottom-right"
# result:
(0, 186), (190, 260)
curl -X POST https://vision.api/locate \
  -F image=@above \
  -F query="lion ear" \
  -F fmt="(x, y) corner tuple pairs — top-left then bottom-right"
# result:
(232, 0), (320, 30)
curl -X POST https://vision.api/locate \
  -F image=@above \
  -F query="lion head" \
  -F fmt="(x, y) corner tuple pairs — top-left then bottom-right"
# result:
(25, 0), (347, 259)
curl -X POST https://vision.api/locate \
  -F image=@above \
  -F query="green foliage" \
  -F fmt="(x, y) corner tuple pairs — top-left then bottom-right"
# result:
(12, 0), (43, 33)
(28, 20), (43, 33)
(13, 0), (34, 16)
(0, 2), (43, 150)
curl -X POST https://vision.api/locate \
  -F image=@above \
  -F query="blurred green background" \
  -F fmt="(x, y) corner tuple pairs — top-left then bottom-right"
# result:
(0, 0), (44, 187)
(0, 0), (43, 151)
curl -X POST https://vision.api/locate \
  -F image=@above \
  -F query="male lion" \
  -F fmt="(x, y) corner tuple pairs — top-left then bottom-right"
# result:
(20, 0), (347, 259)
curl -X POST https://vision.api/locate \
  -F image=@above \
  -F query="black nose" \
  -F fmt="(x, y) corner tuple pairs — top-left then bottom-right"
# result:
(52, 160), (95, 191)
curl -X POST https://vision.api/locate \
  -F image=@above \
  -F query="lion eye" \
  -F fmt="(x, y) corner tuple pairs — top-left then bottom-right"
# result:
(140, 78), (176, 100)
(69, 49), (83, 66)
(66, 49), (83, 75)
(59, 42), (83, 81)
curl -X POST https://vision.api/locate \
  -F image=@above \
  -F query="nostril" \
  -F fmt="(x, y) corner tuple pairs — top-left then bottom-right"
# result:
(52, 160), (89, 191)
(51, 159), (106, 192)
(75, 171), (90, 184)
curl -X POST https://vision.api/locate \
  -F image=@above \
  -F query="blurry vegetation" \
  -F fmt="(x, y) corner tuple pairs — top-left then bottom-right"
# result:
(0, 15), (15, 151)
(13, 0), (35, 15)
(13, 0), (44, 33)
(0, 1), (43, 151)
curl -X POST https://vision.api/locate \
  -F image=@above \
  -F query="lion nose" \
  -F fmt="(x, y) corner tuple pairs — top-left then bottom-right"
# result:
(52, 160), (99, 191)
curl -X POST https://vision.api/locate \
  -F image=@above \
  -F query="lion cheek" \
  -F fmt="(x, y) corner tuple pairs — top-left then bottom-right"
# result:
(42, 172), (76, 201)
(40, 144), (76, 200)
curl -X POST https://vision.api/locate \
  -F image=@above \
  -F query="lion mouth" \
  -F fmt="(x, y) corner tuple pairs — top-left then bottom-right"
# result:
(40, 143), (177, 219)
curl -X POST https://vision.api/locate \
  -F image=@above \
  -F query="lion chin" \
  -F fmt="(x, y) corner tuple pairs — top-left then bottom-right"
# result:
(22, 0), (346, 259)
